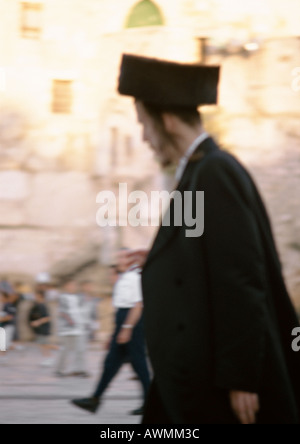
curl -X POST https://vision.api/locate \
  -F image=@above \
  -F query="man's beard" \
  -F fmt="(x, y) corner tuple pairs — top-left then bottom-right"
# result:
(156, 131), (178, 169)
(159, 155), (173, 169)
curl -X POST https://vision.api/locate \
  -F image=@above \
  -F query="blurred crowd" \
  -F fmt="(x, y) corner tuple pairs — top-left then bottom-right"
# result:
(0, 273), (101, 373)
(0, 253), (151, 417)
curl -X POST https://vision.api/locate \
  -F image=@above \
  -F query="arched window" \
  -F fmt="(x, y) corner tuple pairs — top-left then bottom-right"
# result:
(125, 0), (164, 28)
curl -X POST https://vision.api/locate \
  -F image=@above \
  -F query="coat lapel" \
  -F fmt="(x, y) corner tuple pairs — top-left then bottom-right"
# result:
(143, 137), (218, 270)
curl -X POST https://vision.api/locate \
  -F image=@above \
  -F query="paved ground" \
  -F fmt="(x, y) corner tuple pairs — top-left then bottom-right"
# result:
(0, 343), (145, 424)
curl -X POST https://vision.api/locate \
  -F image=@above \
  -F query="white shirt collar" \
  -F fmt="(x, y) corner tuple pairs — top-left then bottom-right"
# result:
(175, 132), (209, 182)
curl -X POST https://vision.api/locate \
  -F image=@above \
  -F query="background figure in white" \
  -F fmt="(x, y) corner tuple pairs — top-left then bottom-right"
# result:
(71, 250), (151, 416)
(55, 279), (87, 377)
(35, 272), (60, 302)
(79, 280), (100, 341)
(0, 282), (17, 363)
(77, 280), (100, 376)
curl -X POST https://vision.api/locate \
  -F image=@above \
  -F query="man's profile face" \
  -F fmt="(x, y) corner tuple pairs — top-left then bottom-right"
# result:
(135, 100), (175, 168)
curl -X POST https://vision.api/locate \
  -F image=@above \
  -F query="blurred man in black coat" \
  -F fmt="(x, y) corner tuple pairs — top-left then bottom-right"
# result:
(117, 54), (300, 424)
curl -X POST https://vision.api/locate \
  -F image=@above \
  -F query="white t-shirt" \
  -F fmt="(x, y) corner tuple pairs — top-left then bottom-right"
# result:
(79, 295), (97, 331)
(58, 293), (83, 336)
(113, 269), (143, 309)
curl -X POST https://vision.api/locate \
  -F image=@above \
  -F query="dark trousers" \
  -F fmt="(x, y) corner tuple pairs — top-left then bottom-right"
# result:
(93, 308), (151, 401)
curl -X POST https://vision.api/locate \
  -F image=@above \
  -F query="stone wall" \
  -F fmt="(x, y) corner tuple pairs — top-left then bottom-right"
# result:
(0, 171), (100, 275)
(1, 1), (300, 328)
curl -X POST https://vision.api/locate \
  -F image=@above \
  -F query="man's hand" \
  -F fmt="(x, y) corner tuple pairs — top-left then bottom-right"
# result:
(116, 328), (133, 344)
(104, 336), (112, 351)
(30, 320), (40, 327)
(229, 391), (260, 424)
(123, 249), (149, 269)
(60, 313), (75, 326)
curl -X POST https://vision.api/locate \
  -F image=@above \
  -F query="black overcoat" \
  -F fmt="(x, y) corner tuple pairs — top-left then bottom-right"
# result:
(141, 137), (300, 424)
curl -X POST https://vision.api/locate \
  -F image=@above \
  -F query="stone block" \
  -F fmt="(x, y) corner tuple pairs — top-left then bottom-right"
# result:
(0, 171), (30, 200)
(0, 202), (25, 225)
(26, 172), (96, 227)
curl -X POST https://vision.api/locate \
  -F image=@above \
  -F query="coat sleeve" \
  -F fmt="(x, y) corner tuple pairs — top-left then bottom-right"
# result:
(199, 154), (268, 393)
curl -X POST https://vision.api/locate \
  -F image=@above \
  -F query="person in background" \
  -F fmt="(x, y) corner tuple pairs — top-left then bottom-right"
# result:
(9, 285), (25, 351)
(71, 250), (151, 416)
(35, 272), (60, 351)
(29, 289), (53, 367)
(79, 280), (100, 342)
(14, 282), (34, 301)
(55, 279), (87, 377)
(72, 280), (99, 377)
(35, 272), (60, 302)
(0, 282), (17, 363)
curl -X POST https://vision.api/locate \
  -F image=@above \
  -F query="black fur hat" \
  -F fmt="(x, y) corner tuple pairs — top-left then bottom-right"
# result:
(118, 54), (220, 107)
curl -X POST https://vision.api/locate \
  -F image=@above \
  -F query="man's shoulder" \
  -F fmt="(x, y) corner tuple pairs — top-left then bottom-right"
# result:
(204, 142), (241, 166)
(195, 142), (250, 181)
(188, 143), (259, 205)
